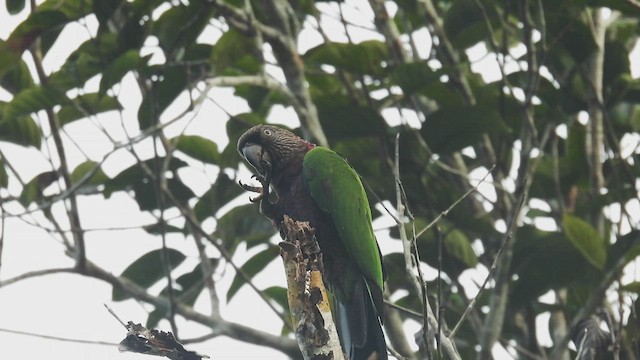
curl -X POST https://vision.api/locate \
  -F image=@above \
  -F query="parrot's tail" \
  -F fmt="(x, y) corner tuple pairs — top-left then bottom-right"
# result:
(335, 279), (388, 360)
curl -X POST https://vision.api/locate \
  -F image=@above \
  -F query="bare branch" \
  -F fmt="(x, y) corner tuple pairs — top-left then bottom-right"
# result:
(449, 189), (527, 338)
(0, 327), (117, 346)
(84, 260), (301, 358)
(0, 268), (75, 288)
(624, 0), (640, 10)
(202, 75), (303, 115)
(254, 1), (328, 146)
(415, 165), (496, 239)
(29, 43), (86, 271)
(393, 134), (461, 360)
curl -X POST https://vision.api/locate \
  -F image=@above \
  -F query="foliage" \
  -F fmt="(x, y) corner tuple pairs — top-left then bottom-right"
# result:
(1, 0), (639, 359)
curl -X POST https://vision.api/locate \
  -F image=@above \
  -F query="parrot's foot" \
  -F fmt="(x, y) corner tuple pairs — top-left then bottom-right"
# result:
(239, 174), (270, 203)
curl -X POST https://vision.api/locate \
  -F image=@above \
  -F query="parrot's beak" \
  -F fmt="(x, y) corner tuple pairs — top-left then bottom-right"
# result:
(242, 143), (272, 176)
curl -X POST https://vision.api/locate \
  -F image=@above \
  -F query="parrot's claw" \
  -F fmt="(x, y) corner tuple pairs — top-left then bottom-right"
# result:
(238, 180), (261, 193)
(239, 175), (270, 203)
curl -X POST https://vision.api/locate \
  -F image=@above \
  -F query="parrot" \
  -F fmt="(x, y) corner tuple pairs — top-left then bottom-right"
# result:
(237, 124), (388, 360)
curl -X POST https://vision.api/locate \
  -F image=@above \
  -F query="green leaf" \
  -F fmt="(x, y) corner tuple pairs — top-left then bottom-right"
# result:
(234, 84), (288, 115)
(152, 1), (212, 52)
(211, 28), (260, 74)
(105, 158), (195, 211)
(443, 228), (478, 268)
(0, 59), (34, 94)
(510, 225), (600, 307)
(7, 0), (93, 54)
(6, 0), (26, 14)
(6, 10), (69, 53)
(421, 104), (508, 154)
(0, 160), (8, 188)
(443, 0), (497, 49)
(49, 35), (119, 91)
(0, 40), (23, 79)
(562, 214), (606, 270)
(381, 253), (408, 293)
(146, 178), (194, 211)
(142, 221), (185, 235)
(604, 40), (631, 88)
(227, 246), (280, 302)
(548, 10), (596, 64)
(316, 97), (387, 139)
(57, 94), (122, 125)
(307, 72), (344, 99)
(213, 204), (275, 252)
(264, 286), (289, 314)
(0, 112), (41, 148)
(92, 0), (123, 26)
(37, 0), (93, 18)
(304, 40), (388, 75)
(608, 230), (640, 267)
(18, 171), (59, 206)
(407, 219), (478, 277)
(389, 62), (441, 95)
(194, 172), (243, 221)
(146, 260), (216, 328)
(70, 161), (109, 187)
(264, 286), (291, 333)
(172, 135), (219, 164)
(138, 67), (187, 129)
(620, 282), (640, 294)
(3, 86), (68, 120)
(99, 50), (148, 96)
(112, 248), (186, 301)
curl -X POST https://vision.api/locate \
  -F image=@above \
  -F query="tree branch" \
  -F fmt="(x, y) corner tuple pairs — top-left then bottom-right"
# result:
(584, 8), (611, 236)
(549, 232), (640, 359)
(280, 216), (345, 360)
(252, 1), (328, 146)
(0, 268), (75, 288)
(29, 44), (86, 271)
(0, 327), (117, 346)
(83, 260), (301, 358)
(393, 134), (461, 360)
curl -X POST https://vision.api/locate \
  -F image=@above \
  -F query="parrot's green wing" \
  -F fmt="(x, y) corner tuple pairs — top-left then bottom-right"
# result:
(302, 147), (384, 297)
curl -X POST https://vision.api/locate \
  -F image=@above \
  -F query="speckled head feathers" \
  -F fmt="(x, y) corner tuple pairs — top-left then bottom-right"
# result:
(237, 125), (315, 177)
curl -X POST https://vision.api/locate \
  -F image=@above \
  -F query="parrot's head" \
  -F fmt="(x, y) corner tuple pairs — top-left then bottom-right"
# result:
(237, 125), (315, 180)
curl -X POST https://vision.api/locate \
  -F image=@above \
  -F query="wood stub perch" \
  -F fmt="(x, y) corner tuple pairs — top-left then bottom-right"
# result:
(105, 305), (208, 360)
(280, 216), (345, 360)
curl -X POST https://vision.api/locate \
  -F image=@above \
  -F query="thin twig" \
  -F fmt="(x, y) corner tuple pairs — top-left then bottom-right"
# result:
(154, 133), (180, 338)
(29, 42), (86, 271)
(449, 185), (527, 339)
(104, 304), (128, 329)
(384, 299), (423, 319)
(0, 268), (75, 288)
(416, 165), (496, 239)
(393, 134), (462, 360)
(0, 327), (118, 346)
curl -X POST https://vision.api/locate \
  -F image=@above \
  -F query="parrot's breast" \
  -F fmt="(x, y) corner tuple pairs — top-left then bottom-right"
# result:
(272, 174), (354, 296)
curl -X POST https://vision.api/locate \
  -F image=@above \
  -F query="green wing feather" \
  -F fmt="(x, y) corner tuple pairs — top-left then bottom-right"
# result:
(302, 147), (384, 293)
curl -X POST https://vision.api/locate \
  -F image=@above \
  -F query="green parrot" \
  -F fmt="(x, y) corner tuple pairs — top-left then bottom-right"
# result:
(237, 125), (387, 360)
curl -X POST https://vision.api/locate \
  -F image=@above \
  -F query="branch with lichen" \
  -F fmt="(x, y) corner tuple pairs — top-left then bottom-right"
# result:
(279, 216), (345, 360)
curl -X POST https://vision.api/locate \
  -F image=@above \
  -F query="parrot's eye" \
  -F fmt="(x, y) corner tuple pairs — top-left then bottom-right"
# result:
(263, 129), (272, 136)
